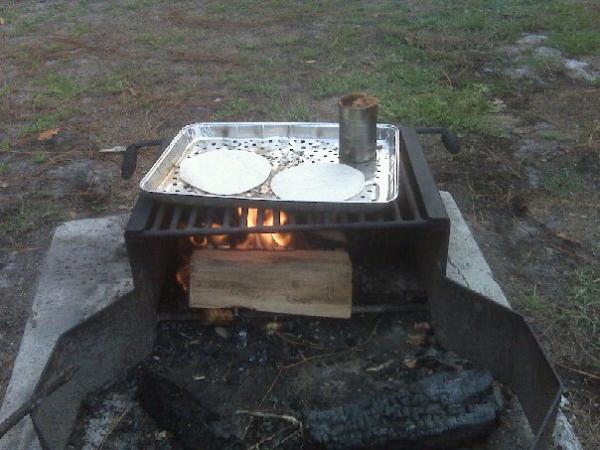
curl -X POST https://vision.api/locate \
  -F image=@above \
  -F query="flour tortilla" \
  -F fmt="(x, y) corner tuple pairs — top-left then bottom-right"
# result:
(180, 150), (272, 195)
(271, 162), (365, 202)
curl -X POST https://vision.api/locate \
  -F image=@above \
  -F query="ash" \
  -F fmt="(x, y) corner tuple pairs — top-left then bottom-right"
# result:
(69, 312), (532, 449)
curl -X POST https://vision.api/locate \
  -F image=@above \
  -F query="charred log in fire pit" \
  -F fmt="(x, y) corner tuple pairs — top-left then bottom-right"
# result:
(303, 369), (501, 449)
(138, 368), (500, 450)
(121, 314), (504, 450)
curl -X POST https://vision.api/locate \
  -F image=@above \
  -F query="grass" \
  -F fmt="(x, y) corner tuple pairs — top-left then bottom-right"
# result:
(31, 153), (48, 164)
(0, 162), (9, 175)
(20, 114), (61, 137)
(541, 130), (561, 141)
(523, 266), (600, 370)
(543, 3), (600, 56)
(569, 267), (600, 370)
(96, 74), (132, 95)
(220, 73), (280, 98)
(214, 98), (254, 119)
(522, 285), (551, 315)
(0, 198), (62, 243)
(543, 166), (583, 197)
(34, 73), (84, 106)
(286, 98), (311, 121)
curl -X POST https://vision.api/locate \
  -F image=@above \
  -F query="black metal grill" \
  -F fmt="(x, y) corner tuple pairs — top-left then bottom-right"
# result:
(119, 126), (562, 450)
(127, 197), (442, 239)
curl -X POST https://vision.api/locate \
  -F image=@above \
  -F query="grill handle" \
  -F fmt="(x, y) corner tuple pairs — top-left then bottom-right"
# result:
(415, 127), (460, 154)
(121, 139), (165, 179)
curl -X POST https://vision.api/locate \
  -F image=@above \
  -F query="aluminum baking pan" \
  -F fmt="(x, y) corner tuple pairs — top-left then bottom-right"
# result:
(139, 122), (400, 211)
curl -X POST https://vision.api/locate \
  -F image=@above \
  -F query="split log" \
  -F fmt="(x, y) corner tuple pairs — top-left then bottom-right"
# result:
(302, 369), (501, 449)
(189, 250), (352, 318)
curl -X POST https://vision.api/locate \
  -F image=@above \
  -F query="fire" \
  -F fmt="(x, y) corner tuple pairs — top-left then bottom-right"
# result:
(175, 209), (294, 293)
(235, 208), (293, 250)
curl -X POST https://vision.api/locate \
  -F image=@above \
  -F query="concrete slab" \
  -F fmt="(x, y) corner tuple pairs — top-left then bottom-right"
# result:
(0, 196), (581, 449)
(0, 215), (132, 450)
(441, 192), (509, 307)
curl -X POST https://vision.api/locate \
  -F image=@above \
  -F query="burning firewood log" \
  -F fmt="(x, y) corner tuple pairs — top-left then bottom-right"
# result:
(189, 249), (353, 318)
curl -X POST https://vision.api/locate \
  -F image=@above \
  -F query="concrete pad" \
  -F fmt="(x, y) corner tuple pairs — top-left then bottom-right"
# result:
(0, 215), (132, 450)
(441, 192), (509, 307)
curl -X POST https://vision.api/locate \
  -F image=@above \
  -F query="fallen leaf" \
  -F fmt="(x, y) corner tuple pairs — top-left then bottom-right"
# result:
(99, 145), (126, 153)
(366, 360), (394, 372)
(404, 357), (418, 369)
(305, 59), (316, 64)
(215, 326), (230, 339)
(128, 86), (139, 97)
(0, 182), (8, 189)
(37, 128), (60, 141)
(0, 17), (5, 26)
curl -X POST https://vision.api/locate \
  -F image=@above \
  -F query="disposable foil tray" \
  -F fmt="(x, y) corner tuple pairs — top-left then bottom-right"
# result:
(139, 122), (400, 211)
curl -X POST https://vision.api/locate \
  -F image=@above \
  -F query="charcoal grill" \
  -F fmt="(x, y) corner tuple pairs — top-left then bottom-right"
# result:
(24, 126), (560, 450)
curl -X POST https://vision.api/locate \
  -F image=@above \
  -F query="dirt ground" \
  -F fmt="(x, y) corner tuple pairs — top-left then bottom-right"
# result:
(0, 1), (598, 447)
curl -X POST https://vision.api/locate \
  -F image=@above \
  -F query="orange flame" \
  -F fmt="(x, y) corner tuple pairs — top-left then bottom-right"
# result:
(175, 209), (294, 293)
(235, 209), (293, 250)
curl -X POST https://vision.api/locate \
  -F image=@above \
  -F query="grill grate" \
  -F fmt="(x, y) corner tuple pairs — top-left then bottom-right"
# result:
(128, 196), (435, 238)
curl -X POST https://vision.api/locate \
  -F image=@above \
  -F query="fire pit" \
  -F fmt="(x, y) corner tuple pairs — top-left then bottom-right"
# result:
(2, 125), (561, 449)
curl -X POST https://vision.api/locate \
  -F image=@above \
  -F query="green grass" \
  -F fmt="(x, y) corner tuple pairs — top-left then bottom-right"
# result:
(543, 166), (583, 197)
(31, 153), (48, 164)
(96, 74), (132, 95)
(543, 3), (600, 56)
(220, 73), (280, 98)
(521, 266), (600, 369)
(287, 99), (311, 121)
(0, 2), (17, 24)
(20, 114), (60, 137)
(0, 84), (12, 98)
(0, 140), (9, 152)
(522, 285), (550, 315)
(0, 198), (62, 243)
(0, 162), (9, 175)
(540, 130), (561, 141)
(34, 73), (84, 106)
(214, 98), (254, 119)
(71, 22), (92, 37)
(569, 267), (600, 369)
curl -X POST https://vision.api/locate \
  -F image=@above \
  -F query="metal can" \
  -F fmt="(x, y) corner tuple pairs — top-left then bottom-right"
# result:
(338, 92), (378, 164)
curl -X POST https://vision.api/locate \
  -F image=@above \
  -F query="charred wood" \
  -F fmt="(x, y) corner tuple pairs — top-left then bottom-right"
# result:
(302, 369), (501, 449)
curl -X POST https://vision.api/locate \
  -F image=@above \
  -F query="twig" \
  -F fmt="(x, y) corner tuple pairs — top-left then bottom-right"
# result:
(97, 408), (129, 450)
(282, 349), (350, 370)
(260, 369), (283, 406)
(275, 333), (323, 349)
(554, 362), (600, 381)
(246, 424), (298, 450)
(235, 410), (302, 428)
(242, 369), (283, 439)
